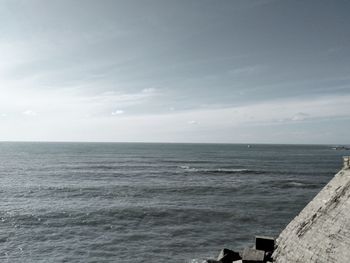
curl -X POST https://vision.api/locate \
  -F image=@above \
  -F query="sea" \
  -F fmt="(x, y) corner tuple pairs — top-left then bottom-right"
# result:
(0, 142), (346, 262)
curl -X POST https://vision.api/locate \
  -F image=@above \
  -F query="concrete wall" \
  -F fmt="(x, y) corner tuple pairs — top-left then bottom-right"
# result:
(272, 157), (350, 262)
(344, 156), (350, 169)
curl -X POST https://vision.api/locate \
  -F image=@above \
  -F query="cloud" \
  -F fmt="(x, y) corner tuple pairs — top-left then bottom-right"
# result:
(0, 85), (159, 121)
(290, 112), (309, 121)
(111, 110), (124, 116)
(1, 93), (349, 144)
(160, 94), (350, 129)
(328, 46), (341, 54)
(276, 112), (310, 123)
(142, 88), (156, 93)
(22, 110), (37, 116)
(81, 89), (158, 108)
(187, 120), (200, 125)
(228, 65), (264, 75)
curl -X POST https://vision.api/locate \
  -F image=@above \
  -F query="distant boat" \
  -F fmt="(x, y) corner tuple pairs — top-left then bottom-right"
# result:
(247, 145), (251, 148)
(331, 146), (350, 150)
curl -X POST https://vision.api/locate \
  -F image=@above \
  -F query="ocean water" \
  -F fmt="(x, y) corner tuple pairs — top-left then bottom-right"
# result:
(0, 142), (345, 262)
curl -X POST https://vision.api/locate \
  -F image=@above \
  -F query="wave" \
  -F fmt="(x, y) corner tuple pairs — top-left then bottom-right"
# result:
(178, 166), (263, 174)
(284, 181), (320, 189)
(269, 180), (321, 189)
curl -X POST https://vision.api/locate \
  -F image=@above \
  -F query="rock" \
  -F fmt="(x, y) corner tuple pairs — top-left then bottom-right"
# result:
(242, 248), (265, 263)
(206, 260), (221, 263)
(264, 251), (273, 262)
(255, 236), (275, 252)
(217, 248), (241, 263)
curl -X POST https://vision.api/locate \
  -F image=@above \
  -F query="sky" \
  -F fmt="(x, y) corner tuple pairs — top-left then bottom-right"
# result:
(0, 0), (349, 144)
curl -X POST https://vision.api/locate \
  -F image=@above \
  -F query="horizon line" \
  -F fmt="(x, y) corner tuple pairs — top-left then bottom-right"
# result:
(0, 140), (346, 146)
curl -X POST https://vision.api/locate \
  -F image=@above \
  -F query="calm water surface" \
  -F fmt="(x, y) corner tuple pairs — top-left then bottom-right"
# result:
(0, 143), (345, 262)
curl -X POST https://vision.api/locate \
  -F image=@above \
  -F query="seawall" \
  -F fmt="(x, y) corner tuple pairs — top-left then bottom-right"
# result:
(272, 156), (350, 262)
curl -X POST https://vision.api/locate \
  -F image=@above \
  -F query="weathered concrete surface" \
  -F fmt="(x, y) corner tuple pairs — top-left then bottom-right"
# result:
(242, 248), (265, 262)
(273, 166), (350, 262)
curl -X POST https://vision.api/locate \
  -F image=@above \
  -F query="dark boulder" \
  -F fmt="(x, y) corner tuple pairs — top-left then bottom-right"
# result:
(255, 236), (275, 252)
(217, 248), (242, 263)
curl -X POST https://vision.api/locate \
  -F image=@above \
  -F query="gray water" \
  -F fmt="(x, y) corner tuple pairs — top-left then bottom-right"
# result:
(0, 142), (345, 262)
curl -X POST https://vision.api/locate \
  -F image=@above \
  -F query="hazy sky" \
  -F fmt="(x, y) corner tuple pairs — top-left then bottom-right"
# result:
(1, 0), (349, 143)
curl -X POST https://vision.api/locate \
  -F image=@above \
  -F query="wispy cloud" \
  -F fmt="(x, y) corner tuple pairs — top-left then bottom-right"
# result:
(22, 110), (37, 116)
(160, 94), (350, 128)
(327, 46), (342, 54)
(0, 86), (158, 120)
(83, 88), (157, 104)
(142, 88), (157, 93)
(111, 110), (124, 116)
(228, 65), (265, 76)
(290, 112), (309, 121)
(187, 120), (200, 125)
